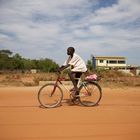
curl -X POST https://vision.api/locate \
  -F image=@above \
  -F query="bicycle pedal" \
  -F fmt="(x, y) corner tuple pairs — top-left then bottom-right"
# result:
(80, 93), (89, 97)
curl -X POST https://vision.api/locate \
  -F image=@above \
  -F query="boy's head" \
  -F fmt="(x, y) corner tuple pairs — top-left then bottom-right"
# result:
(67, 47), (75, 55)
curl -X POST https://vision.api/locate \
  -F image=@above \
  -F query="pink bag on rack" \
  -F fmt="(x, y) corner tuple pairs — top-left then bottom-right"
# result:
(85, 74), (98, 81)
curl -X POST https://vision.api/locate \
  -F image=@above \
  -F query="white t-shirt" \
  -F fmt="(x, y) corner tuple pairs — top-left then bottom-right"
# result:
(63, 53), (87, 72)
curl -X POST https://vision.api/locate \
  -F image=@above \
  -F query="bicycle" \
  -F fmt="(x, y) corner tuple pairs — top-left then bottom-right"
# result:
(38, 73), (102, 108)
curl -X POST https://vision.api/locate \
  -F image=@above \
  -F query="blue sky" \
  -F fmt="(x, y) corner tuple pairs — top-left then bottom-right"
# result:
(0, 0), (140, 65)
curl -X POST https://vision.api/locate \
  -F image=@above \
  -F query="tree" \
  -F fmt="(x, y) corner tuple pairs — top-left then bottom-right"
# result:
(23, 59), (37, 70)
(37, 58), (59, 72)
(0, 50), (13, 70)
(87, 60), (93, 71)
(12, 53), (24, 69)
(0, 50), (12, 57)
(0, 49), (59, 72)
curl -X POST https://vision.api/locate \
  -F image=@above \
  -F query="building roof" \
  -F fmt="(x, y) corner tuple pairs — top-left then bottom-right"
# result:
(95, 56), (126, 60)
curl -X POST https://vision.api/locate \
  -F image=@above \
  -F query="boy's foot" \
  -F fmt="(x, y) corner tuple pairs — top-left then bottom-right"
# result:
(71, 96), (79, 104)
(72, 90), (79, 101)
(70, 89), (79, 104)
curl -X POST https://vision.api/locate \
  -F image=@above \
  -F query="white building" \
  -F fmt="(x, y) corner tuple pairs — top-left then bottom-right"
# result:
(93, 56), (127, 69)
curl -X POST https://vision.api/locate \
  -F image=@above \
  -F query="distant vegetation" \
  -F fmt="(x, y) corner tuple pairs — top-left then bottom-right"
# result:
(0, 50), (140, 87)
(0, 49), (59, 72)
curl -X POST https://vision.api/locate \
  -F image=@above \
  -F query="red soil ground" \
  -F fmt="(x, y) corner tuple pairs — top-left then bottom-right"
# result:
(0, 86), (140, 140)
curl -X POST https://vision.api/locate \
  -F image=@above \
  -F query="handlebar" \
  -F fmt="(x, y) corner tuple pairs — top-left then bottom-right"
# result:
(56, 71), (66, 82)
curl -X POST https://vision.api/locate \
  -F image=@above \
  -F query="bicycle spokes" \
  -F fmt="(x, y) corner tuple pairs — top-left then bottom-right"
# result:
(79, 82), (102, 106)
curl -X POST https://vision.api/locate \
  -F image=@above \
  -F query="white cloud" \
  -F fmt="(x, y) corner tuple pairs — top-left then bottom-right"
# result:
(88, 0), (140, 24)
(0, 0), (140, 65)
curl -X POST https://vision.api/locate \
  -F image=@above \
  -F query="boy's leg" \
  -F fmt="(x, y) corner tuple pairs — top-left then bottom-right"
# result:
(75, 72), (82, 85)
(68, 71), (79, 92)
(68, 72), (82, 97)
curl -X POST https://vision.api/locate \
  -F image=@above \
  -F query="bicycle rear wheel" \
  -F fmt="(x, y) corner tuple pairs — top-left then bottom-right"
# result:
(79, 81), (102, 106)
(38, 83), (63, 108)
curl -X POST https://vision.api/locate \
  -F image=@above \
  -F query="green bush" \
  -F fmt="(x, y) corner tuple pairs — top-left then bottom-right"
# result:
(0, 49), (59, 72)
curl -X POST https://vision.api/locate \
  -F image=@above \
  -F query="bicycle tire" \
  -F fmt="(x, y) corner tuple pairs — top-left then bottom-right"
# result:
(79, 81), (102, 106)
(38, 83), (63, 108)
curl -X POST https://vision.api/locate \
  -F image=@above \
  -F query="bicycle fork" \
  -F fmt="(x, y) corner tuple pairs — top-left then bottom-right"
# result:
(50, 79), (60, 97)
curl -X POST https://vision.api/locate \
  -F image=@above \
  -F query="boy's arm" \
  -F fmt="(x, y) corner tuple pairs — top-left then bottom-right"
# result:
(58, 64), (70, 72)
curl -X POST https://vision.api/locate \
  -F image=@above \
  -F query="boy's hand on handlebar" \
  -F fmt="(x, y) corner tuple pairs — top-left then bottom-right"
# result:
(57, 66), (64, 72)
(57, 67), (62, 74)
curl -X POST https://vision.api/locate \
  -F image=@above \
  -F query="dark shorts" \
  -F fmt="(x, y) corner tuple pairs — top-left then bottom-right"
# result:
(71, 71), (82, 78)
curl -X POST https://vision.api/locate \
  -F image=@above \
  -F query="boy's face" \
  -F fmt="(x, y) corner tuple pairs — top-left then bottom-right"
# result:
(67, 48), (74, 55)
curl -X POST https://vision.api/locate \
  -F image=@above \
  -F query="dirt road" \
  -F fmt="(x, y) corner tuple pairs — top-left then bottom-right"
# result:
(0, 86), (140, 140)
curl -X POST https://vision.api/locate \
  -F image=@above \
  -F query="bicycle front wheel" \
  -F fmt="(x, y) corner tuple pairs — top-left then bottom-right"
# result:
(79, 81), (102, 107)
(38, 83), (63, 108)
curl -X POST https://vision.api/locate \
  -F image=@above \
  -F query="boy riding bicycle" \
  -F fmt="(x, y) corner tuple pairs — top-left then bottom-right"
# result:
(58, 47), (87, 99)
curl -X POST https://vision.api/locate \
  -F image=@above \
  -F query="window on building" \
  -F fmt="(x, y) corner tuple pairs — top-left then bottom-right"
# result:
(109, 60), (117, 64)
(118, 60), (125, 64)
(99, 60), (104, 63)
